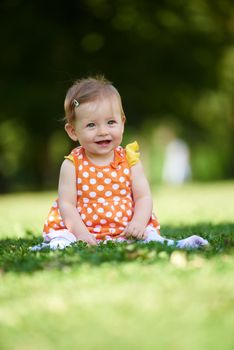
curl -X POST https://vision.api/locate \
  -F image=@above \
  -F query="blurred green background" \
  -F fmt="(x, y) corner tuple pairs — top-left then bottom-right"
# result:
(0, 0), (234, 192)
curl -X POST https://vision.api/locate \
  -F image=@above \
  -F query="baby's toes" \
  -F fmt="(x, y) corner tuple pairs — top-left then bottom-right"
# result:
(176, 235), (209, 249)
(192, 235), (209, 247)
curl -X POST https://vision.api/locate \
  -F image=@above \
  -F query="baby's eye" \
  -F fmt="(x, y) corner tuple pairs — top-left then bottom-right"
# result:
(86, 122), (95, 128)
(108, 120), (116, 125)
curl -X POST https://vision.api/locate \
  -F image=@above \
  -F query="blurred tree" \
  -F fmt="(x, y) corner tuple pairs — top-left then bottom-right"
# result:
(0, 0), (234, 191)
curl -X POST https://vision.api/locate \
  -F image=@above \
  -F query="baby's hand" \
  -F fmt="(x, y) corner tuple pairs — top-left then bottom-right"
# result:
(122, 221), (147, 240)
(76, 231), (97, 246)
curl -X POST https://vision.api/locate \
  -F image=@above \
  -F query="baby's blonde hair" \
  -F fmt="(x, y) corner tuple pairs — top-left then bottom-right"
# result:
(64, 75), (125, 124)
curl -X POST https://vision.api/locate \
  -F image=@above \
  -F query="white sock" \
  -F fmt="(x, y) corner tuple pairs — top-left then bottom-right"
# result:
(176, 235), (209, 249)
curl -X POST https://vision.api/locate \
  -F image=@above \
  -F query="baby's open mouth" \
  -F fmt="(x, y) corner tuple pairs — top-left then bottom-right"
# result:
(96, 140), (111, 145)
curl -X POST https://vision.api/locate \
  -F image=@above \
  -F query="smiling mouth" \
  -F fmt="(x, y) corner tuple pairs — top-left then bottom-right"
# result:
(95, 140), (111, 146)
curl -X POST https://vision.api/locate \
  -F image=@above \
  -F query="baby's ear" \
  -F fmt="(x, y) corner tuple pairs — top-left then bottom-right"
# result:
(65, 123), (78, 141)
(121, 116), (126, 132)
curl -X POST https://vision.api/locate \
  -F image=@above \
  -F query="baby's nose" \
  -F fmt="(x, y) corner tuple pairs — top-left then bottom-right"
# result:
(98, 125), (108, 135)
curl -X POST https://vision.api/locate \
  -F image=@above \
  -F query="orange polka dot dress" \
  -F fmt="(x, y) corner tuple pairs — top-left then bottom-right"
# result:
(43, 143), (160, 241)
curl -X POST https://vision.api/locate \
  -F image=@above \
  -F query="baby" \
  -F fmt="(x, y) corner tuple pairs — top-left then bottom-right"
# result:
(33, 76), (208, 250)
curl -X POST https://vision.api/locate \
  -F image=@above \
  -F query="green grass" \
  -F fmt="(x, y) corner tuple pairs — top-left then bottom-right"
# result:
(0, 181), (234, 350)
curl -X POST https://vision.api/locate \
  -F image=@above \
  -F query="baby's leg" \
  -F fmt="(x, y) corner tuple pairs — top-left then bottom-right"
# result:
(48, 237), (73, 250)
(143, 226), (175, 246)
(142, 226), (209, 249)
(45, 230), (77, 250)
(30, 230), (77, 251)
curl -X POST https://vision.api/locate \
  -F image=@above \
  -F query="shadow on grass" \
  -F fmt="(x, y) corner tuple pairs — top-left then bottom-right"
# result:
(0, 223), (234, 274)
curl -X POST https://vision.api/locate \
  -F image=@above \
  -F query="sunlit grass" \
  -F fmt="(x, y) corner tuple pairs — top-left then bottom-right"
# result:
(0, 182), (234, 350)
(155, 181), (234, 225)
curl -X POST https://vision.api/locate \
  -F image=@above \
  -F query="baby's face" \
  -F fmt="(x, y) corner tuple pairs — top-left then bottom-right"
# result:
(69, 94), (125, 160)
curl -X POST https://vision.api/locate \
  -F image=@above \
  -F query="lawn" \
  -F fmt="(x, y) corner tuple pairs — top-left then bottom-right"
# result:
(0, 181), (234, 350)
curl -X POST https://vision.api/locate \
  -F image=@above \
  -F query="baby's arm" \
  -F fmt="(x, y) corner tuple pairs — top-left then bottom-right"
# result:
(58, 159), (97, 245)
(123, 161), (153, 240)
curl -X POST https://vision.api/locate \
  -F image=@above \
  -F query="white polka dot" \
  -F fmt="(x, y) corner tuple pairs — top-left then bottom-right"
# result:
(104, 178), (111, 184)
(78, 155), (83, 159)
(100, 219), (107, 224)
(97, 172), (103, 178)
(52, 201), (57, 208)
(124, 168), (129, 175)
(116, 211), (123, 217)
(77, 190), (82, 196)
(105, 191), (112, 197)
(83, 161), (89, 166)
(103, 202), (108, 206)
(49, 215), (54, 222)
(90, 178), (96, 185)
(97, 185), (104, 191)
(93, 214), (99, 220)
(97, 197), (105, 203)
(123, 222), (128, 226)
(123, 216), (128, 221)
(112, 184), (119, 190)
(114, 201), (118, 206)
(121, 204), (125, 210)
(106, 212), (112, 218)
(82, 185), (89, 191)
(114, 217), (119, 222)
(120, 189), (126, 195)
(110, 223), (116, 227)
(89, 192), (96, 198)
(93, 203), (97, 207)
(83, 172), (89, 178)
(98, 208), (104, 213)
(123, 199), (127, 204)
(77, 178), (82, 184)
(60, 222), (65, 227)
(113, 196), (120, 201)
(83, 203), (88, 207)
(78, 165), (83, 170)
(81, 213), (86, 220)
(83, 197), (89, 203)
(111, 171), (117, 177)
(103, 168), (110, 172)
(119, 177), (125, 183)
(109, 228), (116, 234)
(86, 221), (92, 226)
(87, 207), (92, 214)
(111, 205), (115, 210)
(127, 209), (132, 216)
(89, 166), (95, 172)
(126, 181), (130, 186)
